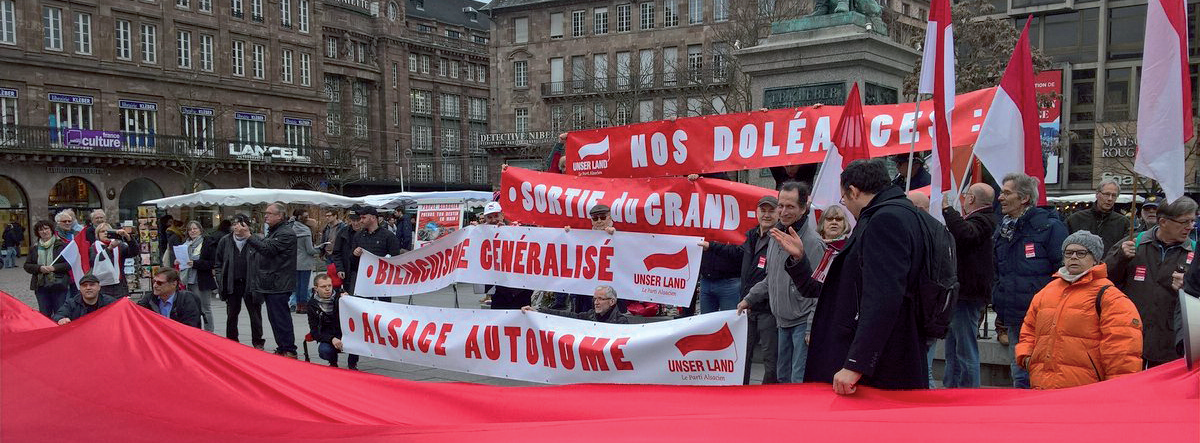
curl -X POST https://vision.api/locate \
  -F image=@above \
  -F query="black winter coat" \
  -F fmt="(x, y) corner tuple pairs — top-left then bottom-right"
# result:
(137, 290), (203, 328)
(786, 187), (928, 389)
(307, 294), (343, 344)
(737, 227), (772, 310)
(489, 285), (533, 310)
(943, 206), (997, 303)
(24, 238), (70, 291)
(245, 221), (297, 294)
(189, 233), (221, 292)
(1067, 206), (1130, 254)
(331, 225), (360, 292)
(53, 293), (116, 321)
(540, 306), (630, 323)
(700, 241), (743, 280)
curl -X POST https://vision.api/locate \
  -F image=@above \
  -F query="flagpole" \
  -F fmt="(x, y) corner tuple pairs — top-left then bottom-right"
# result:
(1129, 173), (1139, 239)
(905, 96), (920, 192)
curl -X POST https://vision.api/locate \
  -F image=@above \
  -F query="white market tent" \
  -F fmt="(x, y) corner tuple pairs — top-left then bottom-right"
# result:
(1047, 193), (1145, 204)
(360, 190), (494, 209)
(142, 187), (362, 208)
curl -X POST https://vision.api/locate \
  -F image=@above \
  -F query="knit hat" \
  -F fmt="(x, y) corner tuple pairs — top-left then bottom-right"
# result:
(1063, 230), (1105, 259)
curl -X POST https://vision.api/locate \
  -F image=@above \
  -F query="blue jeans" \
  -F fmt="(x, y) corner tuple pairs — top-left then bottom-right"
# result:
(943, 298), (983, 388)
(776, 322), (809, 383)
(698, 277), (741, 314)
(291, 270), (312, 309)
(318, 342), (360, 367)
(2, 247), (16, 268)
(262, 291), (297, 354)
(926, 339), (938, 388)
(35, 286), (67, 318)
(1009, 326), (1030, 388)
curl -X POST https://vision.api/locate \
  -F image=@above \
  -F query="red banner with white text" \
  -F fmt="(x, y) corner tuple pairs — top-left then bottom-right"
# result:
(500, 167), (775, 244)
(566, 87), (997, 178)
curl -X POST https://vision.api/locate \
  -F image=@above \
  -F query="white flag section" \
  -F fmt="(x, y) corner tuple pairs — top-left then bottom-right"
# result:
(353, 225), (703, 306)
(341, 297), (748, 385)
(1136, 0), (1191, 202)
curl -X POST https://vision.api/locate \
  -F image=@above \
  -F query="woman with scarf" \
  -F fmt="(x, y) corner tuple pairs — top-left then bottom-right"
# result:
(179, 221), (217, 333)
(88, 223), (135, 298)
(1015, 230), (1143, 389)
(24, 220), (70, 317)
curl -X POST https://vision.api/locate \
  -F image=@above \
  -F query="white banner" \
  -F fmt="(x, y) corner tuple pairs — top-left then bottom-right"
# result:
(340, 297), (748, 385)
(354, 225), (702, 306)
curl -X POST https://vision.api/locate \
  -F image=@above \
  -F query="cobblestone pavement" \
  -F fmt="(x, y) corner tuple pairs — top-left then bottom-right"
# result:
(2, 265), (767, 386)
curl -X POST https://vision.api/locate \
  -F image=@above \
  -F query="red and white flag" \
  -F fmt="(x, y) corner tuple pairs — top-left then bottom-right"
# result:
(1137, 0), (1193, 202)
(918, 0), (954, 221)
(56, 234), (91, 288)
(811, 83), (870, 225)
(972, 19), (1047, 206)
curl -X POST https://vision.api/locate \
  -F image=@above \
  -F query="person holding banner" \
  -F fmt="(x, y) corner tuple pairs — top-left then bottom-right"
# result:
(331, 207), (364, 294)
(138, 268), (203, 328)
(25, 220), (70, 318)
(306, 273), (359, 369)
(352, 206), (404, 303)
(522, 285), (629, 324)
(564, 204), (618, 313)
(730, 195), (781, 384)
(775, 159), (930, 393)
(53, 273), (115, 325)
(482, 202), (534, 310)
(736, 182), (826, 384)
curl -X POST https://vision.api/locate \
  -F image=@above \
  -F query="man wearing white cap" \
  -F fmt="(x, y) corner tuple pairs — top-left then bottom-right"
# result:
(481, 201), (532, 309)
(483, 202), (505, 226)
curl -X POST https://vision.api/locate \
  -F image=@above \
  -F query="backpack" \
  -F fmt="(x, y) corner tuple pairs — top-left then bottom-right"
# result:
(870, 200), (960, 340)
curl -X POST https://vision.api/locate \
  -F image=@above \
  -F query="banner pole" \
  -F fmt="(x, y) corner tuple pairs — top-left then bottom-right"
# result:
(905, 95), (921, 192)
(1129, 173), (1139, 239)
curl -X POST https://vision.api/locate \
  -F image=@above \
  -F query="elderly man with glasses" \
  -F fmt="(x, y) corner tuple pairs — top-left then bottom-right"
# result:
(138, 268), (202, 328)
(1105, 196), (1197, 368)
(1067, 178), (1130, 253)
(522, 285), (629, 324)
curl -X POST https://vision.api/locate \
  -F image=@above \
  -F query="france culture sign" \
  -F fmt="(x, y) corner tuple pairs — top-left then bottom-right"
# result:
(340, 297), (749, 385)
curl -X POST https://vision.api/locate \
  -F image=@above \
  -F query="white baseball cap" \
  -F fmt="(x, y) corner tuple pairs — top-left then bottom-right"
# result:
(483, 202), (502, 215)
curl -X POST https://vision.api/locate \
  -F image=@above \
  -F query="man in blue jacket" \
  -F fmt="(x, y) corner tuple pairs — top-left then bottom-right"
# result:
(993, 173), (1067, 388)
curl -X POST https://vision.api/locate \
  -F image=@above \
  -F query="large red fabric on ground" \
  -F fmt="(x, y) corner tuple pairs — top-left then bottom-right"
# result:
(2, 293), (1197, 442)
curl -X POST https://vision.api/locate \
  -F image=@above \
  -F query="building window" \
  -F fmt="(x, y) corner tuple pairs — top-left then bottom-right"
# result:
(115, 20), (131, 60)
(616, 51), (631, 89)
(439, 58), (448, 76)
(714, 0), (729, 22)
(0, 1), (15, 45)
(252, 44), (264, 79)
(43, 7), (62, 51)
(616, 102), (630, 126)
(551, 106), (564, 132)
(141, 24), (157, 64)
(177, 30), (191, 69)
(299, 52), (311, 86)
(450, 60), (460, 79)
(469, 122), (486, 155)
(199, 0), (212, 13)
(515, 108), (529, 133)
(446, 29), (462, 39)
(298, 0), (309, 32)
(514, 60), (528, 88)
(687, 44), (702, 82)
(617, 4), (631, 32)
(232, 40), (245, 76)
(663, 0), (679, 27)
(280, 0), (291, 27)
(48, 94), (93, 131)
(199, 34), (213, 71)
(284, 118), (311, 146)
(251, 0), (264, 22)
(663, 97), (678, 119)
(181, 107), (214, 149)
(235, 112), (266, 144)
(687, 97), (703, 116)
(470, 162), (488, 183)
(572, 104), (585, 130)
(440, 94), (460, 118)
(469, 97), (487, 121)
(412, 155), (433, 181)
(466, 63), (475, 81)
(74, 12), (91, 55)
(638, 99), (654, 122)
(550, 12), (563, 38)
(640, 3), (655, 29)
(441, 122), (460, 153)
(441, 160), (461, 182)
(357, 42), (366, 63)
(572, 10), (585, 37)
(392, 62), (398, 86)
(281, 49), (293, 83)
(593, 53), (608, 90)
(663, 46), (677, 86)
(713, 42), (728, 81)
(232, 0), (244, 17)
(325, 75), (341, 136)
(639, 49), (655, 87)
(514, 17), (528, 43)
(417, 24), (435, 33)
(594, 103), (609, 127)
(119, 101), (158, 149)
(420, 54), (430, 73)
(409, 53), (417, 72)
(472, 34), (488, 44)
(411, 116), (432, 151)
(594, 7), (609, 34)
(477, 65), (486, 82)
(325, 36), (337, 59)
(352, 81), (368, 138)
(688, 0), (702, 24)
(178, 0), (190, 8)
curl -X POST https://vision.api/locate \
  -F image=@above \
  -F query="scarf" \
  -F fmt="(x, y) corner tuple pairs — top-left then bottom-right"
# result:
(1057, 266), (1088, 283)
(233, 235), (248, 251)
(314, 294), (335, 314)
(37, 237), (56, 266)
(999, 207), (1030, 241)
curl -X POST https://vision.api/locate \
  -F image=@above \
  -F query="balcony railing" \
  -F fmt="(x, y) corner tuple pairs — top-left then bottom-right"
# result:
(0, 125), (347, 168)
(541, 69), (732, 98)
(406, 31), (487, 53)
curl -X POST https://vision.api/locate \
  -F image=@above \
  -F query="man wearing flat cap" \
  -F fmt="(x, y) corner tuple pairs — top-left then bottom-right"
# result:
(351, 205), (404, 302)
(53, 273), (115, 325)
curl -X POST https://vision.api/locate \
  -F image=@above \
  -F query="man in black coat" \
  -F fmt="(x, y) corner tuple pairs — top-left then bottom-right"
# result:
(777, 159), (928, 393)
(713, 195), (779, 384)
(53, 273), (115, 325)
(351, 206), (403, 302)
(522, 285), (628, 324)
(331, 208), (363, 294)
(940, 183), (997, 388)
(214, 215), (265, 348)
(245, 203), (298, 358)
(138, 268), (203, 328)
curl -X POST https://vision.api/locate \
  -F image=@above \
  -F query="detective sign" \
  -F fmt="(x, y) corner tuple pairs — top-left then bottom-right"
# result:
(353, 224), (703, 306)
(341, 297), (749, 385)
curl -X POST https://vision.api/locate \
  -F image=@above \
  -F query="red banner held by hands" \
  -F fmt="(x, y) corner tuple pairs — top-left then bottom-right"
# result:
(499, 167), (775, 244)
(565, 88), (997, 178)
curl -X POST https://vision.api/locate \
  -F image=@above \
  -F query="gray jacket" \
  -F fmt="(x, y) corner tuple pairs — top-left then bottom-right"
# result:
(743, 218), (826, 328)
(294, 222), (322, 271)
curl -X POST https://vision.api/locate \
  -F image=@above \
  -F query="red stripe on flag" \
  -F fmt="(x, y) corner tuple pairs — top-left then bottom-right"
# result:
(643, 248), (689, 271)
(674, 323), (734, 356)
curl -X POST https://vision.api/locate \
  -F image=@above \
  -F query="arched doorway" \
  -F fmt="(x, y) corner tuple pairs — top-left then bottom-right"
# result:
(0, 176), (30, 258)
(118, 178), (164, 222)
(48, 176), (101, 220)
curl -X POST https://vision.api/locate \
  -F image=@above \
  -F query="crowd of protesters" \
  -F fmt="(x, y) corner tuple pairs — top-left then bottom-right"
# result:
(12, 149), (1200, 393)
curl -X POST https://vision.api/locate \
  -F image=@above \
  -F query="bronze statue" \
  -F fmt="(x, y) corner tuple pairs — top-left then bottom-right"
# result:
(810, 0), (883, 18)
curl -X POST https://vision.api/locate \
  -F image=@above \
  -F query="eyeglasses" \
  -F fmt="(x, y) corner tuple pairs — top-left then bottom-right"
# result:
(152, 279), (171, 286)
(1098, 192), (1119, 199)
(1164, 217), (1197, 227)
(594, 296), (615, 301)
(591, 215), (608, 221)
(1063, 250), (1092, 258)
